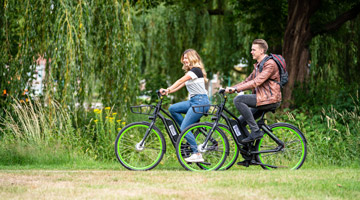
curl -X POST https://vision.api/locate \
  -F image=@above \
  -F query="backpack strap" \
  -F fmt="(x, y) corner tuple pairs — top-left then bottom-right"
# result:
(258, 56), (271, 72)
(259, 55), (282, 87)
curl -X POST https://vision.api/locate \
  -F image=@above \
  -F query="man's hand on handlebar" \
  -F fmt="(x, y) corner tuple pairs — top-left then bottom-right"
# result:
(225, 87), (237, 94)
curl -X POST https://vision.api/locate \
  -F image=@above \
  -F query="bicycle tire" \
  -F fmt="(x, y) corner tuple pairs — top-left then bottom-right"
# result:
(115, 122), (166, 171)
(176, 122), (229, 171)
(255, 123), (307, 170)
(196, 124), (239, 170)
(218, 124), (239, 170)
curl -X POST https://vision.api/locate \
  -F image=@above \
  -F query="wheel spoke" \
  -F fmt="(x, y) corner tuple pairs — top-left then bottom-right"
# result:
(256, 123), (307, 170)
(176, 123), (228, 171)
(115, 123), (164, 170)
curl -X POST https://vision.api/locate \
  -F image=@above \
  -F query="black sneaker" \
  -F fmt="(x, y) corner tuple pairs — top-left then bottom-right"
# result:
(241, 130), (264, 143)
(236, 160), (250, 167)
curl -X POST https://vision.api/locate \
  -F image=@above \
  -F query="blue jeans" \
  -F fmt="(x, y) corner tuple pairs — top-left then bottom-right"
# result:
(169, 94), (210, 153)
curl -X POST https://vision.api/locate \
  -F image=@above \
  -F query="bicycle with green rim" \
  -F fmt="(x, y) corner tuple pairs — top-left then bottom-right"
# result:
(176, 88), (307, 170)
(114, 91), (229, 171)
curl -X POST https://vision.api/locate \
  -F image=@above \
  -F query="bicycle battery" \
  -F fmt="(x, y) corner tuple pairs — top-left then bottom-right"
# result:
(230, 119), (245, 141)
(165, 118), (178, 142)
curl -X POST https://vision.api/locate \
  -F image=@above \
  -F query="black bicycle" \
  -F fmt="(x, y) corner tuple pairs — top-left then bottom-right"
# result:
(114, 91), (228, 171)
(176, 88), (307, 170)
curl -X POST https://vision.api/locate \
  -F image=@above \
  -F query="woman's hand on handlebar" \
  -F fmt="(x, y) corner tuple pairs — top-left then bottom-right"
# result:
(225, 87), (237, 94)
(159, 88), (169, 96)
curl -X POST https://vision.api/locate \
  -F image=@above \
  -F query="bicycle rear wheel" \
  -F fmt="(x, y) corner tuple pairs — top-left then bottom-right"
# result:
(176, 123), (229, 171)
(256, 123), (307, 170)
(115, 122), (165, 170)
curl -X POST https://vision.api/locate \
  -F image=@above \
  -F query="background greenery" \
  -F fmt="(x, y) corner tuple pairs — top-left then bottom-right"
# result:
(0, 0), (359, 168)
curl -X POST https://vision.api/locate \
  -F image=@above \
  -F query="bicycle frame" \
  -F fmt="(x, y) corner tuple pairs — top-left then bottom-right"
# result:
(196, 89), (285, 157)
(139, 91), (181, 148)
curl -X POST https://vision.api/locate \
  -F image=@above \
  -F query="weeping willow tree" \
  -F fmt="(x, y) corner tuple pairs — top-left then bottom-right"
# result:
(1, 0), (139, 120)
(133, 1), (247, 102)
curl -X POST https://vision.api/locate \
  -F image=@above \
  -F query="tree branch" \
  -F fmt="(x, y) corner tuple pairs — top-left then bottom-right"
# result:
(313, 3), (360, 36)
(208, 9), (224, 15)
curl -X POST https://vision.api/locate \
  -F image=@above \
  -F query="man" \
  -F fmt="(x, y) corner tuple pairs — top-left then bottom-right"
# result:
(225, 39), (282, 143)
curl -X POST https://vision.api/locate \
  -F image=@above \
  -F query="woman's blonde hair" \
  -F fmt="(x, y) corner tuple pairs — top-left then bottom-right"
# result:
(181, 49), (208, 83)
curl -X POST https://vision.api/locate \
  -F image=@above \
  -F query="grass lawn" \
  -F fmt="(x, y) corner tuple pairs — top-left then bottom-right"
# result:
(0, 167), (359, 199)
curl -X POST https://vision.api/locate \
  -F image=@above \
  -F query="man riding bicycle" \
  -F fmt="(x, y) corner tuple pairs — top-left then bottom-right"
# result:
(225, 39), (282, 143)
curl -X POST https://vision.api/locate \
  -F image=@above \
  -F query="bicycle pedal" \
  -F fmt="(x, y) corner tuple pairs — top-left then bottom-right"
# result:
(200, 162), (211, 165)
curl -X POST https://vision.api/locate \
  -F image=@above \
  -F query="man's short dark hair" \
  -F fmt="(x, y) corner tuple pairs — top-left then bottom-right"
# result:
(252, 39), (268, 53)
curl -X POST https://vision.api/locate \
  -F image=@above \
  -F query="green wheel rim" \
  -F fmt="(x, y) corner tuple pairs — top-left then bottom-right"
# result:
(258, 126), (306, 170)
(199, 126), (238, 170)
(116, 124), (164, 170)
(177, 124), (227, 171)
(219, 126), (238, 170)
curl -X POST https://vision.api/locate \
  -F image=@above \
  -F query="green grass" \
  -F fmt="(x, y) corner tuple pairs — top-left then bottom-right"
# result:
(0, 168), (359, 199)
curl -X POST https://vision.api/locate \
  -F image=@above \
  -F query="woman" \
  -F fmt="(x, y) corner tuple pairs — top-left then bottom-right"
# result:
(160, 49), (209, 163)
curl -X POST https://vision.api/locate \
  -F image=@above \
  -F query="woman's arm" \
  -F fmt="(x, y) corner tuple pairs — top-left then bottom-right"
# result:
(160, 74), (192, 95)
(168, 82), (185, 93)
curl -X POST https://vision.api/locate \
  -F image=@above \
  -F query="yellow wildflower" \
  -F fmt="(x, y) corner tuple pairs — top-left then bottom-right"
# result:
(122, 122), (126, 126)
(112, 113), (117, 115)
(94, 109), (100, 113)
(94, 120), (98, 123)
(117, 128), (122, 131)
(116, 120), (121, 123)
(105, 107), (111, 110)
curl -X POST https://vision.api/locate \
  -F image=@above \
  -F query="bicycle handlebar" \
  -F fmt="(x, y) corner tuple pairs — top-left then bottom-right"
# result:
(218, 88), (234, 95)
(218, 88), (226, 94)
(156, 90), (162, 98)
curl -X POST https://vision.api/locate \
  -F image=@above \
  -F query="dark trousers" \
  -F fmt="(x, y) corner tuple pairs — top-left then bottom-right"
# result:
(233, 94), (280, 133)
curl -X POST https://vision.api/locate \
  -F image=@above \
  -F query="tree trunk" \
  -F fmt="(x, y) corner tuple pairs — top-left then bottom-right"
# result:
(281, 0), (320, 107)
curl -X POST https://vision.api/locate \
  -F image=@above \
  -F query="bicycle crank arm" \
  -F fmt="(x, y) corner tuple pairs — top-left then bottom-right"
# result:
(186, 162), (211, 166)
(250, 160), (287, 169)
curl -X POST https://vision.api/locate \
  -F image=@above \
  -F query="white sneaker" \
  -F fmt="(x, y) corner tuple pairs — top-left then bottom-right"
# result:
(184, 153), (204, 163)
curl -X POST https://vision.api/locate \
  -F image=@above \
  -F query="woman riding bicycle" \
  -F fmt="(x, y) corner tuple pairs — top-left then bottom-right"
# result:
(225, 39), (282, 143)
(160, 49), (209, 163)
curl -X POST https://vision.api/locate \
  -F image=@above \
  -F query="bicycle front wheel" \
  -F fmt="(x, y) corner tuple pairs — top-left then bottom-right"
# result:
(115, 122), (166, 171)
(256, 123), (307, 170)
(176, 123), (229, 171)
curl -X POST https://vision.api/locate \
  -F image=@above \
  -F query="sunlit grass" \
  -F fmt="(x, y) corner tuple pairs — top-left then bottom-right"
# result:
(0, 168), (359, 199)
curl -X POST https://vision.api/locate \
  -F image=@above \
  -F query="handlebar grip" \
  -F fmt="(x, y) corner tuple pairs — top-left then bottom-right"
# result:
(156, 90), (162, 97)
(219, 88), (225, 94)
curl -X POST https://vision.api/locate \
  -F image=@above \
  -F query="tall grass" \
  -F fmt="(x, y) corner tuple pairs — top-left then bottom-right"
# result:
(0, 98), (130, 167)
(281, 92), (360, 167)
(0, 99), (84, 166)
(1, 99), (73, 142)
(0, 94), (359, 169)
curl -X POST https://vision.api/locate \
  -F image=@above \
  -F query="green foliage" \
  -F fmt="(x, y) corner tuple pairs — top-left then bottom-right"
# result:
(269, 102), (360, 166)
(1, 0), (360, 168)
(293, 15), (360, 111)
(133, 1), (246, 102)
(86, 107), (127, 161)
(1, 0), (139, 121)
(0, 98), (81, 165)
(230, 0), (288, 54)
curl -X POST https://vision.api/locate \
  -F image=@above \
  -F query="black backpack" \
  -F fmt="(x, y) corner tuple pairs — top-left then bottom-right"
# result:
(258, 53), (288, 88)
